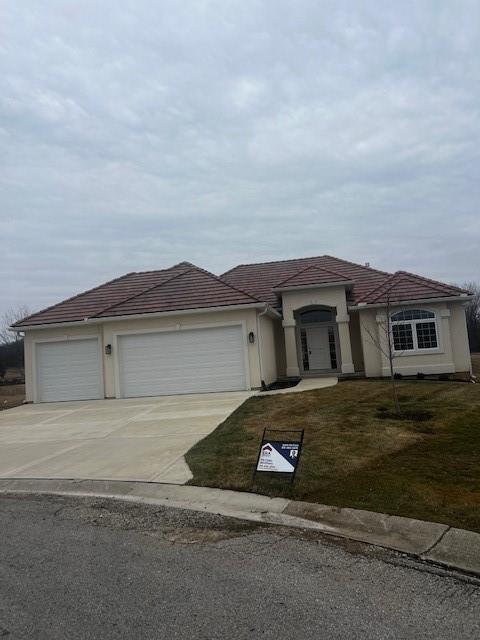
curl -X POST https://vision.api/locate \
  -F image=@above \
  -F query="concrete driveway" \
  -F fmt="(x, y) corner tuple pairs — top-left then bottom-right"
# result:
(0, 392), (252, 484)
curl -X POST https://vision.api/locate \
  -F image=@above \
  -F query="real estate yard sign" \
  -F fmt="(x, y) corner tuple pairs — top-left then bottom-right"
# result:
(254, 429), (304, 482)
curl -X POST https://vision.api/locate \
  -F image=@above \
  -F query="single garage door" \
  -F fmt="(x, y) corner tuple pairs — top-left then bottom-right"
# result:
(118, 325), (247, 398)
(36, 338), (103, 403)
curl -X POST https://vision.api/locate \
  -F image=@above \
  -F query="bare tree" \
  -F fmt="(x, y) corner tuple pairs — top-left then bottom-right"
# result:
(0, 305), (31, 345)
(462, 281), (480, 353)
(0, 305), (31, 379)
(361, 296), (404, 415)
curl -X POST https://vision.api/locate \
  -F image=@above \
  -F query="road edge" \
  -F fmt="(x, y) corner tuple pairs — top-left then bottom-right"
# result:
(1, 477), (479, 577)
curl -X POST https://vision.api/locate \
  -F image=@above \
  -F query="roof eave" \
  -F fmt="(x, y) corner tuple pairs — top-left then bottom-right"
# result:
(11, 302), (281, 331)
(349, 294), (473, 311)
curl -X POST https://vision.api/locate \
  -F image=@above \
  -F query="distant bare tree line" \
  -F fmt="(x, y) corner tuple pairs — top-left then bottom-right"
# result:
(462, 282), (480, 353)
(0, 305), (30, 380)
(0, 304), (30, 345)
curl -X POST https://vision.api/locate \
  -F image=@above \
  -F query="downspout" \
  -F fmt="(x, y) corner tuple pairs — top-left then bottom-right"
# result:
(256, 304), (268, 390)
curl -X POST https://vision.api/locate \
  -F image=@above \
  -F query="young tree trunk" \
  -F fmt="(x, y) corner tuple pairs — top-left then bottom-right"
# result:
(386, 299), (401, 415)
(388, 340), (401, 415)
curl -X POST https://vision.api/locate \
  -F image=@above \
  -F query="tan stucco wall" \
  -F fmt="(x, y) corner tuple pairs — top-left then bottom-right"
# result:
(281, 286), (349, 323)
(273, 320), (287, 378)
(23, 299), (472, 401)
(258, 314), (279, 386)
(358, 308), (383, 377)
(449, 303), (472, 373)
(24, 308), (264, 402)
(281, 285), (354, 375)
(349, 312), (365, 373)
(358, 301), (471, 377)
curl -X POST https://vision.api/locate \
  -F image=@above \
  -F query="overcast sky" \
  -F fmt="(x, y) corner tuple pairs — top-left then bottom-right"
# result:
(1, 1), (479, 320)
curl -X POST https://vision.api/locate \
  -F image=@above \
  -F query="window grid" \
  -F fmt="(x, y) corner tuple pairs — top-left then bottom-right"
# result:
(328, 327), (337, 369)
(391, 309), (435, 321)
(300, 329), (309, 371)
(391, 310), (439, 353)
(416, 322), (438, 349)
(392, 323), (414, 351)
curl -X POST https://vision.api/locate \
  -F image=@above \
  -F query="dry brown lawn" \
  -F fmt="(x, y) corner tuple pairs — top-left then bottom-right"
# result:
(0, 384), (25, 411)
(186, 377), (480, 532)
(471, 352), (480, 377)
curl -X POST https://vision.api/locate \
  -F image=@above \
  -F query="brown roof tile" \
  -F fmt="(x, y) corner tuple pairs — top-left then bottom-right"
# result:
(14, 263), (259, 327)
(13, 256), (469, 328)
(358, 271), (469, 305)
(96, 267), (259, 317)
(222, 255), (389, 306)
(273, 265), (353, 289)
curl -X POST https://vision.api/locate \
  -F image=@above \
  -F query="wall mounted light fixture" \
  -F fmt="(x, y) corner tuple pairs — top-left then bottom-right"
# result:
(105, 344), (112, 355)
(248, 331), (255, 344)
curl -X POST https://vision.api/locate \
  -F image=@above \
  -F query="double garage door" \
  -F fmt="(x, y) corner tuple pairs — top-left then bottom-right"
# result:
(35, 326), (247, 402)
(118, 325), (247, 398)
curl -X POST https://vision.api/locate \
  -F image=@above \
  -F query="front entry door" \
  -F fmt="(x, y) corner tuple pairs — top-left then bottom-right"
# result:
(306, 326), (331, 370)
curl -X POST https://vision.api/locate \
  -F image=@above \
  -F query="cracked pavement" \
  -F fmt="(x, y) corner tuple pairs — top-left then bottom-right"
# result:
(1, 494), (479, 639)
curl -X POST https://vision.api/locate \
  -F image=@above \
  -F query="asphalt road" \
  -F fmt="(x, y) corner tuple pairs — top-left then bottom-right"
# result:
(1, 495), (479, 639)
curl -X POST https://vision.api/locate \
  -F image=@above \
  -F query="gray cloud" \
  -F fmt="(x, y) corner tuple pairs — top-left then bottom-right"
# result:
(1, 0), (480, 318)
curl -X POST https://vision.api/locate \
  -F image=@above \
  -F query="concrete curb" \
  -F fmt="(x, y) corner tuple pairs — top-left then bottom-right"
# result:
(1, 478), (479, 577)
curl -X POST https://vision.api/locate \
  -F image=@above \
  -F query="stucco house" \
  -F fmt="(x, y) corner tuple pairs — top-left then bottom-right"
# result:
(13, 255), (472, 403)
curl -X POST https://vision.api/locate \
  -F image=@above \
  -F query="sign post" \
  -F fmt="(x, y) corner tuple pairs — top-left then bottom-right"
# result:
(253, 428), (304, 484)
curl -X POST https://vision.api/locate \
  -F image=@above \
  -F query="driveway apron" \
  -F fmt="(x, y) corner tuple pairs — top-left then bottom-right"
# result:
(0, 392), (252, 484)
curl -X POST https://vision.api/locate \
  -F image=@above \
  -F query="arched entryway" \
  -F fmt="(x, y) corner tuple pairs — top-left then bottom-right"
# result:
(295, 306), (341, 374)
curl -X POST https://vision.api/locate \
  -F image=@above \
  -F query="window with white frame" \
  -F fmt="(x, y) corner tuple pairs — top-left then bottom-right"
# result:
(391, 309), (438, 352)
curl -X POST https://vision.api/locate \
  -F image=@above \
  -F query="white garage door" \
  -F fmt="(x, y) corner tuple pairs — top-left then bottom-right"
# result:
(36, 339), (103, 403)
(118, 325), (247, 398)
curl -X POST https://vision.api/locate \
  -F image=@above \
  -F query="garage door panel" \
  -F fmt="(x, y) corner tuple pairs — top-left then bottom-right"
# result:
(118, 326), (247, 397)
(36, 339), (102, 403)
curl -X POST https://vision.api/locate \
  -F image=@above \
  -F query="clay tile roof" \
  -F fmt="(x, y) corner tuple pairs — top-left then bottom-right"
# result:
(95, 266), (260, 318)
(13, 255), (470, 328)
(273, 265), (352, 289)
(221, 255), (389, 306)
(357, 271), (469, 305)
(221, 255), (469, 307)
(13, 263), (260, 327)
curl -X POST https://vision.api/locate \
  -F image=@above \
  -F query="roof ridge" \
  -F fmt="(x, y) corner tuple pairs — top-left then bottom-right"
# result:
(222, 255), (328, 275)
(12, 272), (136, 327)
(371, 272), (408, 303)
(321, 254), (391, 277)
(130, 263), (189, 275)
(97, 264), (261, 318)
(357, 272), (398, 304)
(93, 267), (193, 318)
(306, 264), (349, 279)
(396, 270), (469, 295)
(222, 254), (391, 277)
(221, 264), (242, 277)
(191, 264), (262, 302)
(395, 271), (449, 296)
(274, 264), (348, 288)
(358, 269), (470, 305)
(273, 264), (318, 287)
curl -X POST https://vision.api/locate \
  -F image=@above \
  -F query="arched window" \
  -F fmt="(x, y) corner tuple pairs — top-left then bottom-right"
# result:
(391, 309), (434, 321)
(391, 309), (438, 352)
(299, 308), (334, 324)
